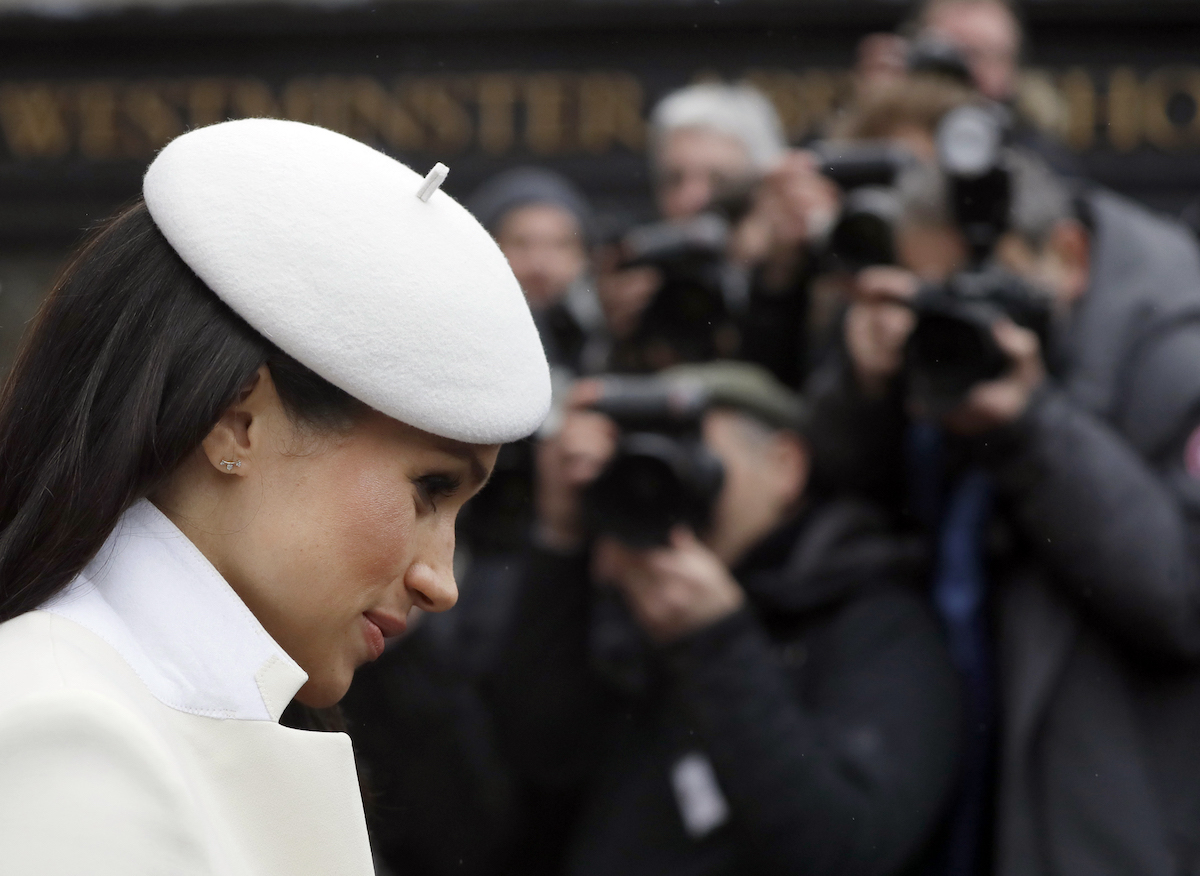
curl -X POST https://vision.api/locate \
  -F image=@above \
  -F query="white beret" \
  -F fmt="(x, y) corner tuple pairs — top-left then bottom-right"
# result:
(143, 118), (550, 444)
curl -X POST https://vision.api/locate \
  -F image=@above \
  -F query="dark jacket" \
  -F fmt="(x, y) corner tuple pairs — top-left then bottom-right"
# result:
(342, 613), (523, 876)
(489, 499), (962, 876)
(808, 189), (1200, 876)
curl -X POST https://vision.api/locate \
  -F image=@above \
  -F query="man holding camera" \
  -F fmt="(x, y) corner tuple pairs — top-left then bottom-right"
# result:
(600, 82), (839, 385)
(488, 362), (961, 876)
(811, 149), (1200, 875)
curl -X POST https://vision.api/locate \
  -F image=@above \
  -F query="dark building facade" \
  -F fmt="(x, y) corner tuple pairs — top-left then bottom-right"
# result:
(0, 0), (1197, 367)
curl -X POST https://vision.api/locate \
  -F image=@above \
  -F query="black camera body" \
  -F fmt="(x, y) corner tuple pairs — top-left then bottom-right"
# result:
(811, 140), (918, 193)
(617, 214), (736, 369)
(816, 103), (1051, 409)
(906, 268), (1053, 413)
(826, 186), (902, 271)
(582, 375), (725, 548)
(809, 141), (915, 272)
(902, 103), (1056, 410)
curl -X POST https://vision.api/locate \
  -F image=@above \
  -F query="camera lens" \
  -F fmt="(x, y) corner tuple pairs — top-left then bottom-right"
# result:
(906, 303), (1009, 412)
(585, 433), (724, 548)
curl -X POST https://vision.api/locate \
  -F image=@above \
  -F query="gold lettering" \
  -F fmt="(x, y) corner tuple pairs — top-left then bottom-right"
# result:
(744, 71), (801, 140)
(281, 78), (315, 124)
(1141, 66), (1200, 150)
(478, 74), (517, 154)
(309, 78), (354, 135)
(1106, 67), (1142, 152)
(798, 71), (841, 138)
(578, 72), (644, 152)
(745, 69), (842, 142)
(0, 84), (70, 159)
(123, 83), (184, 152)
(187, 79), (228, 129)
(77, 81), (119, 159)
(229, 79), (279, 119)
(343, 77), (423, 151)
(406, 79), (471, 154)
(1059, 68), (1096, 151)
(525, 74), (568, 155)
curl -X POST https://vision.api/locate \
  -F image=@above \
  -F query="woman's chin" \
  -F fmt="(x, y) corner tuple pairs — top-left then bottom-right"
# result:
(294, 673), (352, 710)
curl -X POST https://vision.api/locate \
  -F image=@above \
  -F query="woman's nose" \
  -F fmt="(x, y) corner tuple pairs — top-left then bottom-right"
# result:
(404, 560), (458, 613)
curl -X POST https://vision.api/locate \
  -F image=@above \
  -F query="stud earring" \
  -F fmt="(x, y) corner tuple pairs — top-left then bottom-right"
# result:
(220, 459), (242, 473)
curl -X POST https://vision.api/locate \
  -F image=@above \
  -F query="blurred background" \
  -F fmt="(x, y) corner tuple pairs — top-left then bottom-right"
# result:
(0, 0), (1197, 372)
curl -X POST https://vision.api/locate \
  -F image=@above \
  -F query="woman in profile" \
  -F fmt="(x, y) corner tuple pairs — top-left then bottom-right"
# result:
(0, 119), (550, 875)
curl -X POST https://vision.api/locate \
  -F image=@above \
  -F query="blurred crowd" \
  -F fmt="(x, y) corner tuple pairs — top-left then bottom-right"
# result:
(340, 1), (1200, 875)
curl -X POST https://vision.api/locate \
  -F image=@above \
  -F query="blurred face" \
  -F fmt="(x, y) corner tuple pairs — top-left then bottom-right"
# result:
(897, 221), (969, 281)
(702, 409), (808, 566)
(496, 203), (588, 311)
(155, 368), (499, 708)
(655, 126), (755, 221)
(993, 223), (1091, 313)
(924, 0), (1021, 102)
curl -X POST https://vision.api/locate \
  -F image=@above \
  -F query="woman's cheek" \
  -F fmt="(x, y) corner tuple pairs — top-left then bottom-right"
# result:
(332, 464), (416, 583)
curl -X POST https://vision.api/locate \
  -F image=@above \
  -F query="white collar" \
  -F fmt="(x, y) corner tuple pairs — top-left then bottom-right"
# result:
(41, 499), (308, 722)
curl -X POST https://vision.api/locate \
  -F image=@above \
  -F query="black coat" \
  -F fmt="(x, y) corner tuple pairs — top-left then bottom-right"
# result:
(341, 617), (523, 876)
(488, 500), (962, 876)
(807, 189), (1200, 876)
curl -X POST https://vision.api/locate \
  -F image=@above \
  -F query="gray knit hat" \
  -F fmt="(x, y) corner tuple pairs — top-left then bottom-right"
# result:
(467, 166), (596, 245)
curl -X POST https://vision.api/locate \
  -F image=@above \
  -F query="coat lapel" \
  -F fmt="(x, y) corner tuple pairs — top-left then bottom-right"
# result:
(168, 711), (374, 876)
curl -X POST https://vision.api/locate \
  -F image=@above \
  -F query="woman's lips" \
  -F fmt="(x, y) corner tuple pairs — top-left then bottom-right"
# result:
(361, 611), (407, 661)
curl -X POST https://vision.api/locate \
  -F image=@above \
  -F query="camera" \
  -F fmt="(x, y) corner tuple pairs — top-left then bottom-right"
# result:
(825, 185), (903, 271)
(615, 213), (738, 370)
(811, 140), (918, 193)
(582, 375), (724, 548)
(905, 268), (1053, 413)
(816, 102), (1048, 409)
(808, 141), (914, 272)
(902, 103), (1053, 411)
(906, 37), (975, 88)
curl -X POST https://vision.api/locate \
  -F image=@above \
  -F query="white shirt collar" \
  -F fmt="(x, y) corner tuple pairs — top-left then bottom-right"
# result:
(41, 499), (308, 722)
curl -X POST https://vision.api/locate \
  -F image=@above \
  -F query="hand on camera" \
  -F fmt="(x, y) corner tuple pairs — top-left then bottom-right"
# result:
(593, 526), (745, 644)
(729, 151), (841, 288)
(845, 266), (919, 397)
(535, 382), (619, 552)
(595, 245), (663, 340)
(941, 319), (1046, 435)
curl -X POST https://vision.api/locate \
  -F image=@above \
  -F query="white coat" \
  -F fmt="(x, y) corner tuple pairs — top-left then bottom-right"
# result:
(0, 500), (375, 875)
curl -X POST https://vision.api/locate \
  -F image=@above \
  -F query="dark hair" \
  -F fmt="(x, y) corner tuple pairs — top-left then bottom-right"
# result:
(0, 200), (360, 623)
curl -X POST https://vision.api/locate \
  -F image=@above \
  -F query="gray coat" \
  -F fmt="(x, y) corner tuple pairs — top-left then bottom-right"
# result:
(990, 190), (1200, 876)
(806, 188), (1200, 876)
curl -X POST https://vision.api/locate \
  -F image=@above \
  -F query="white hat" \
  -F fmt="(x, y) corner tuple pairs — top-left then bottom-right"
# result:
(143, 118), (551, 445)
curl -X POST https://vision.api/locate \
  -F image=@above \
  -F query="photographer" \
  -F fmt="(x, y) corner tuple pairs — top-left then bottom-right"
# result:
(603, 83), (839, 385)
(488, 362), (961, 876)
(469, 167), (606, 376)
(851, 0), (1077, 180)
(810, 150), (1200, 874)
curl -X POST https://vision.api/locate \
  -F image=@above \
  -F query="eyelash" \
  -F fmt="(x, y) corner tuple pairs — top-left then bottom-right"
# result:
(417, 474), (463, 512)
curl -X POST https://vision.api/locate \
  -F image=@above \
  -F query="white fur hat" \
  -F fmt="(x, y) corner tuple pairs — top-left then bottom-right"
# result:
(143, 118), (550, 444)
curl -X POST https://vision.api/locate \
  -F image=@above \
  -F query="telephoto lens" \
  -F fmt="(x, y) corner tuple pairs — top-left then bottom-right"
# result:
(905, 268), (1053, 413)
(826, 186), (901, 271)
(582, 375), (725, 548)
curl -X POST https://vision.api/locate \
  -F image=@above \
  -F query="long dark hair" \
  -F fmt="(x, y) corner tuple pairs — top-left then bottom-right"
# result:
(0, 201), (359, 624)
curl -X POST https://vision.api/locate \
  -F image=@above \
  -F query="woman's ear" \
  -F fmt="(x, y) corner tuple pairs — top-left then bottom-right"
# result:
(199, 365), (272, 476)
